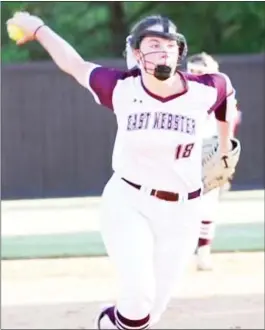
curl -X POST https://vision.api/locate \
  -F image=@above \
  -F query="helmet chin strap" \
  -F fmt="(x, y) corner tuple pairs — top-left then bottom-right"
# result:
(154, 64), (172, 81)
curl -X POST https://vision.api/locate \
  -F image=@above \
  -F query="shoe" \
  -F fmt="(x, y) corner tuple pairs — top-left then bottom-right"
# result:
(94, 305), (117, 329)
(197, 245), (213, 271)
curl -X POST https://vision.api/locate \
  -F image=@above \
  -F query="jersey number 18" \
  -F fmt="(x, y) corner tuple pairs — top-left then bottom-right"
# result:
(175, 143), (195, 159)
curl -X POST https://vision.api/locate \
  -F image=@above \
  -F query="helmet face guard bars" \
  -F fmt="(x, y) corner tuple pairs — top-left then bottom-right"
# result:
(130, 31), (187, 62)
(138, 50), (178, 81)
(127, 16), (188, 80)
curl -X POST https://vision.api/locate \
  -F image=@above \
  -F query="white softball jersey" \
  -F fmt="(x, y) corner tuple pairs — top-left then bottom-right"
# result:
(86, 65), (237, 194)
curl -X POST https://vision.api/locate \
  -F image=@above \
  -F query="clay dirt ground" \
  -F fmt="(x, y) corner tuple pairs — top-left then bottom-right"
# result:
(2, 252), (264, 329)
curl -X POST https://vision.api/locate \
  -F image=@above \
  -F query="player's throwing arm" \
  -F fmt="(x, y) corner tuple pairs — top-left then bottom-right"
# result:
(7, 12), (241, 329)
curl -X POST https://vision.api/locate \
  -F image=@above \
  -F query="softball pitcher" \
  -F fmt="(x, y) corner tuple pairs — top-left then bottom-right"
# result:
(7, 13), (239, 329)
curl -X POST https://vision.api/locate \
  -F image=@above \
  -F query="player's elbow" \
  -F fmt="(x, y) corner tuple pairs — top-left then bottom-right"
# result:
(67, 60), (93, 88)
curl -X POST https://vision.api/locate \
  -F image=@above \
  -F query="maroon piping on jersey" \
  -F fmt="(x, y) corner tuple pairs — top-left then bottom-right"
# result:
(89, 67), (228, 121)
(184, 72), (228, 121)
(140, 71), (188, 102)
(89, 67), (140, 110)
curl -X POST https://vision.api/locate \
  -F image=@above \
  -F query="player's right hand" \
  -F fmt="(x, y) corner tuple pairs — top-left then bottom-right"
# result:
(6, 11), (44, 45)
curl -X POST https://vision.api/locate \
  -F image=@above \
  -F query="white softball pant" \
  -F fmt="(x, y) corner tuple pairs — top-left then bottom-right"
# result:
(100, 173), (203, 325)
(199, 188), (220, 240)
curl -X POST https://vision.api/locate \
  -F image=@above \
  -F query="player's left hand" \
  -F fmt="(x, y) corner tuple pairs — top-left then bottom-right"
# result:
(6, 11), (44, 45)
(202, 136), (241, 194)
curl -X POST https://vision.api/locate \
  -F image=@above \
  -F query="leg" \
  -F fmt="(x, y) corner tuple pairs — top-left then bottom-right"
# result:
(197, 188), (219, 270)
(149, 198), (202, 326)
(97, 175), (155, 329)
(197, 220), (215, 270)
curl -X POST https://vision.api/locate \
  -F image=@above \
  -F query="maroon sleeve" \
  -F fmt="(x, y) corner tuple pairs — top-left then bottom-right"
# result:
(185, 72), (230, 121)
(208, 74), (228, 121)
(89, 67), (125, 110)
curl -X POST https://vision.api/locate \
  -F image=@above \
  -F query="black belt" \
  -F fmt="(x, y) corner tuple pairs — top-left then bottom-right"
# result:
(122, 178), (201, 202)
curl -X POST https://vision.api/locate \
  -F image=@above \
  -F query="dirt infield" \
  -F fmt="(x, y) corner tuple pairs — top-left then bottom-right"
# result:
(2, 252), (264, 329)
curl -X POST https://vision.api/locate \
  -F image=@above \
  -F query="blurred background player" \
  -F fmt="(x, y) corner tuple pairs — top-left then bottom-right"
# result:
(187, 52), (241, 270)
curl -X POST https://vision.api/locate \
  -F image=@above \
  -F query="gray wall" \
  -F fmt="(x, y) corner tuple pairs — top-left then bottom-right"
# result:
(1, 54), (264, 200)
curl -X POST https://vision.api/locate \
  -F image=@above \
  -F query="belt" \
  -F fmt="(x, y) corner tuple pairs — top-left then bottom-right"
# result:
(122, 178), (201, 202)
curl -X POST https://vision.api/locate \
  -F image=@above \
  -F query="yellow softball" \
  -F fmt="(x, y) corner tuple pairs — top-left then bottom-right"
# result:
(7, 24), (25, 41)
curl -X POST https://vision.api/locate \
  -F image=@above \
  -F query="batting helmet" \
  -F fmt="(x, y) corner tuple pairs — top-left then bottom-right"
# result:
(127, 15), (188, 80)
